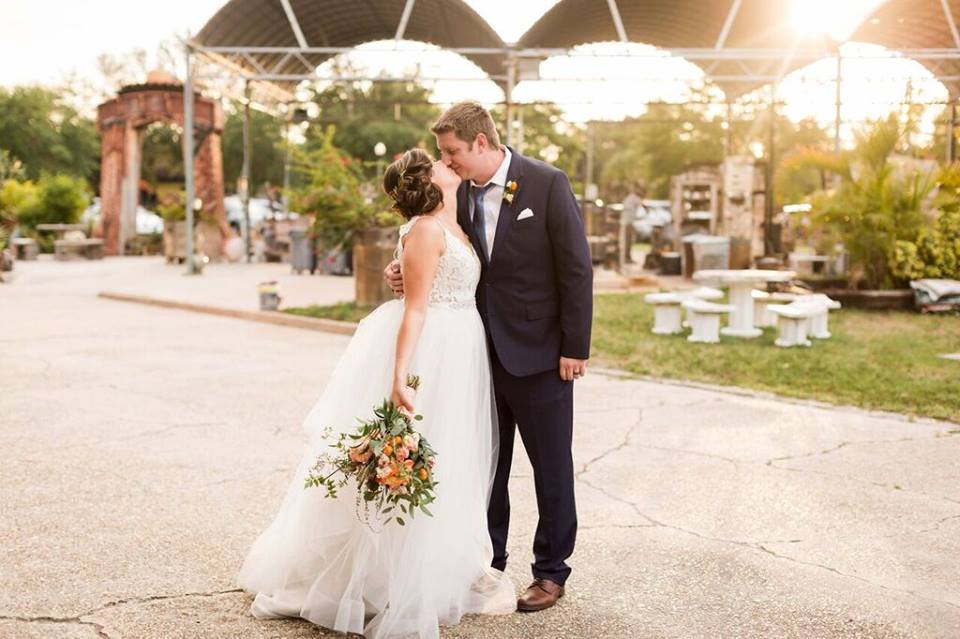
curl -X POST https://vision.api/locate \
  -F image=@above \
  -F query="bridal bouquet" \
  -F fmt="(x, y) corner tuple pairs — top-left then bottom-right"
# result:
(304, 375), (438, 528)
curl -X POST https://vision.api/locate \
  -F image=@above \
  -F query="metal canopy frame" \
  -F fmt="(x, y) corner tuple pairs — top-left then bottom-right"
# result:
(180, 0), (960, 273)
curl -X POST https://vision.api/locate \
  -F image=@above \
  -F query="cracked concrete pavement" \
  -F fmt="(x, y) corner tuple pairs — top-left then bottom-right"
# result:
(2, 257), (959, 638)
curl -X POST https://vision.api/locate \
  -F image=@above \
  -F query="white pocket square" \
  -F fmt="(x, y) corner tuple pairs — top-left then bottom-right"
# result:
(517, 208), (534, 221)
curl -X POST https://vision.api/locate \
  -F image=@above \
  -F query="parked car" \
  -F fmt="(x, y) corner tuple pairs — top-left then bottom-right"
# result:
(81, 198), (164, 235)
(224, 195), (298, 228)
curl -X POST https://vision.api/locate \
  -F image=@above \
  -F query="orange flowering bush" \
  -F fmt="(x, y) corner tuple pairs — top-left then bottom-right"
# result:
(304, 375), (437, 527)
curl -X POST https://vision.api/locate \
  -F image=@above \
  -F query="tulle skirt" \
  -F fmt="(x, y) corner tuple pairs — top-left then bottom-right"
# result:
(237, 300), (516, 638)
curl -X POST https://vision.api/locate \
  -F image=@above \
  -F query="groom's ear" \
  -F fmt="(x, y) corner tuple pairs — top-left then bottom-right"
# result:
(474, 132), (489, 153)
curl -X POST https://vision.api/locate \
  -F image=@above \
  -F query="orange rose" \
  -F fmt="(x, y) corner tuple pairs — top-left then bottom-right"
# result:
(382, 444), (393, 456)
(418, 468), (429, 480)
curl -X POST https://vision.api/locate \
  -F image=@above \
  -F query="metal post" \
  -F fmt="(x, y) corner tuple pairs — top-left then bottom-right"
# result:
(183, 40), (197, 275)
(517, 105), (525, 154)
(585, 121), (595, 200)
(242, 81), (252, 262)
(949, 90), (958, 164)
(505, 51), (516, 147)
(834, 50), (842, 155)
(282, 113), (292, 213)
(764, 84), (777, 257)
(725, 98), (734, 157)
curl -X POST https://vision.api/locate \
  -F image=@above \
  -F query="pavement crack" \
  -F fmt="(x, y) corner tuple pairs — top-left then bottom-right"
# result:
(0, 614), (109, 638)
(766, 433), (954, 466)
(770, 462), (960, 507)
(756, 544), (960, 611)
(576, 407), (645, 478)
(576, 403), (669, 479)
(632, 442), (744, 465)
(580, 478), (960, 612)
(2, 588), (245, 637)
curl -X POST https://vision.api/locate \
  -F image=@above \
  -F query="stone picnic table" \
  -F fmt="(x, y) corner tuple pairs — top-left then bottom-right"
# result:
(35, 223), (86, 240)
(693, 268), (796, 338)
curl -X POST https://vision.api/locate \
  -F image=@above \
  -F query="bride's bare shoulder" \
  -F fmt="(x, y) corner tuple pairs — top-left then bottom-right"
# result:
(400, 215), (445, 254)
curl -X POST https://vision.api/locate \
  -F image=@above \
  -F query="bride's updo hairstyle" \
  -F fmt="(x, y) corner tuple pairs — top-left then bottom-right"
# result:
(383, 148), (443, 220)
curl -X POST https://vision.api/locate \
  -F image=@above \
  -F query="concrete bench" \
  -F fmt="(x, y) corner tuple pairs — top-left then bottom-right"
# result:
(644, 292), (684, 335)
(54, 238), (103, 261)
(680, 286), (724, 327)
(792, 294), (841, 339)
(682, 299), (733, 344)
(11, 238), (38, 261)
(752, 289), (774, 328)
(767, 303), (819, 347)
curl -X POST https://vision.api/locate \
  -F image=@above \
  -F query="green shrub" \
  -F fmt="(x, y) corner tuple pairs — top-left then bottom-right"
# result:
(156, 191), (187, 222)
(791, 116), (938, 289)
(290, 126), (401, 249)
(17, 174), (89, 230)
(891, 169), (960, 280)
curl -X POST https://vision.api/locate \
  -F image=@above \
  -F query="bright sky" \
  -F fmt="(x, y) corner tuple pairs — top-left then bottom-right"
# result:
(0, 0), (949, 145)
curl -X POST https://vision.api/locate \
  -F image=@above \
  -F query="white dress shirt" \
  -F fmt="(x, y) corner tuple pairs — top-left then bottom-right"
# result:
(469, 147), (512, 258)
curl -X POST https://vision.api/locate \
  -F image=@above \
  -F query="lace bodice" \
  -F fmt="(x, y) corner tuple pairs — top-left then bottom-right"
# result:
(395, 216), (480, 310)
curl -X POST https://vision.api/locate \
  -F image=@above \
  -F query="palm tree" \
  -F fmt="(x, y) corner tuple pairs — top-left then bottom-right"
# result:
(786, 115), (935, 289)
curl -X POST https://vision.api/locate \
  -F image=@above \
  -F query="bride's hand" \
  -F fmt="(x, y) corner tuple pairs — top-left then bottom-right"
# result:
(391, 383), (416, 415)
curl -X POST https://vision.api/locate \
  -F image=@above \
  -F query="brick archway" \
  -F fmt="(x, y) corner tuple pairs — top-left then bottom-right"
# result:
(96, 72), (230, 256)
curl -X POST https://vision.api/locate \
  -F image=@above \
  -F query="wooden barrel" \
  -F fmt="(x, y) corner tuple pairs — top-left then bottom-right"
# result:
(353, 226), (400, 307)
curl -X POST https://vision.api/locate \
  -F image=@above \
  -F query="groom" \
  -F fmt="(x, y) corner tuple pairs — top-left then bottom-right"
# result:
(385, 102), (592, 611)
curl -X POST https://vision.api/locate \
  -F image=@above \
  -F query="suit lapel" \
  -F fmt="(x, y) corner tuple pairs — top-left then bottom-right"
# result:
(490, 149), (523, 265)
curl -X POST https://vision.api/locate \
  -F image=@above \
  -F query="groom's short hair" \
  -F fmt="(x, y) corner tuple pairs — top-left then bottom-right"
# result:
(431, 101), (501, 150)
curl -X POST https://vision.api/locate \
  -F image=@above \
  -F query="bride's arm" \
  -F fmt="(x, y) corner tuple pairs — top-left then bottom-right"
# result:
(392, 219), (444, 412)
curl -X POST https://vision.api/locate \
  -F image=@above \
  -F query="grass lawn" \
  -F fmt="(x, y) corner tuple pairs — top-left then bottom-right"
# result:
(285, 295), (960, 422)
(283, 302), (377, 323)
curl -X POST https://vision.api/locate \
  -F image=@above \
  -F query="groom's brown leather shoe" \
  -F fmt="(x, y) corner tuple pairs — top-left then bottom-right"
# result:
(517, 578), (564, 612)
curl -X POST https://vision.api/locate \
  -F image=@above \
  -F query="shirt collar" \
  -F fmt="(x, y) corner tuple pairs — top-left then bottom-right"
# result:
(471, 146), (511, 190)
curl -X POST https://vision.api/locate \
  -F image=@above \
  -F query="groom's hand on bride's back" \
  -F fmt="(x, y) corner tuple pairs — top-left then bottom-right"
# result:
(383, 260), (404, 298)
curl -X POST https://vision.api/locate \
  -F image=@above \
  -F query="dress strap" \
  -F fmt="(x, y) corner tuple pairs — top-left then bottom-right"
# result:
(395, 215), (447, 261)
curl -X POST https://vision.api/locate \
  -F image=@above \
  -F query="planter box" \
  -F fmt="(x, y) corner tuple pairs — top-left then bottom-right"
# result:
(821, 289), (914, 311)
(163, 221), (188, 263)
(353, 227), (399, 307)
(163, 220), (223, 262)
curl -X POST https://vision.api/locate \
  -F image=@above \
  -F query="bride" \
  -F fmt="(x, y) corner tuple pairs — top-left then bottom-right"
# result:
(237, 148), (516, 638)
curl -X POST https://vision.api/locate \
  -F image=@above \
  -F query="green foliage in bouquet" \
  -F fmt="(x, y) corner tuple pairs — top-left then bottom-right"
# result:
(305, 375), (438, 529)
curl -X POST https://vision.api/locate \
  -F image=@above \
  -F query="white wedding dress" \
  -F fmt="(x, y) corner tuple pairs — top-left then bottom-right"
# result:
(238, 215), (516, 638)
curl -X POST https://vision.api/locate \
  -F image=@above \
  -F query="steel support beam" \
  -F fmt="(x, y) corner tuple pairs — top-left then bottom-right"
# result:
(834, 51), (843, 154)
(395, 0), (417, 41)
(505, 51), (517, 147)
(241, 81), (253, 263)
(940, 0), (960, 49)
(715, 0), (743, 50)
(183, 41), (197, 275)
(194, 44), (960, 61)
(606, 0), (629, 43)
(280, 0), (309, 49)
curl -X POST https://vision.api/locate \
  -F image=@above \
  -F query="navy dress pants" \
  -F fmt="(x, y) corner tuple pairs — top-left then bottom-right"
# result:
(486, 347), (577, 586)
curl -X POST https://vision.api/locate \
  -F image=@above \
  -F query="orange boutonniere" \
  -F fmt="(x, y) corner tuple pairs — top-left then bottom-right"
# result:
(503, 180), (519, 204)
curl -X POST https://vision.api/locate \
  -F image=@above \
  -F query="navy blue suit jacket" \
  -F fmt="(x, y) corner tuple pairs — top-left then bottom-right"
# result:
(457, 149), (593, 377)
